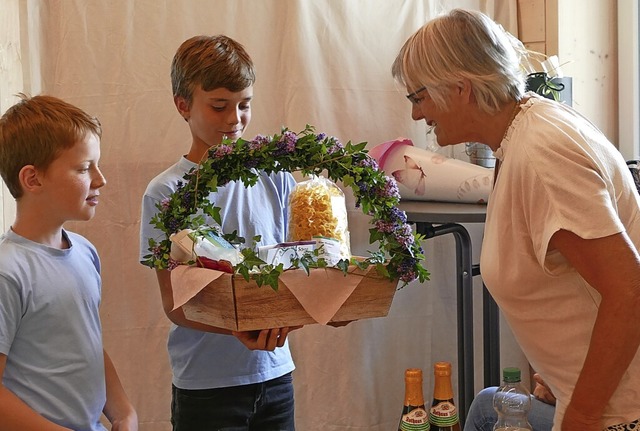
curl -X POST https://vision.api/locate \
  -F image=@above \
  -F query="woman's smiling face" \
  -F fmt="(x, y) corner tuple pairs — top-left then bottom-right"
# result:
(408, 85), (471, 148)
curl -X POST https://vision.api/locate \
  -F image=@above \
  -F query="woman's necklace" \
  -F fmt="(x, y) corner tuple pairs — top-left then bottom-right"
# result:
(501, 100), (521, 142)
(494, 99), (522, 182)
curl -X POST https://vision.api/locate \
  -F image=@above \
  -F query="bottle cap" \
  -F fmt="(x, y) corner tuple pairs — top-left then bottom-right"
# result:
(434, 361), (452, 377)
(405, 368), (423, 381)
(502, 367), (521, 383)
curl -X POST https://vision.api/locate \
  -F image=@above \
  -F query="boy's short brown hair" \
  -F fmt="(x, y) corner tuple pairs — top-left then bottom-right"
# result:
(0, 94), (102, 199)
(171, 35), (256, 105)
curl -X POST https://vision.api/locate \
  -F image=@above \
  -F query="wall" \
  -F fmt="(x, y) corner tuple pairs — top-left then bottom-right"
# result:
(558, 0), (618, 144)
(517, 0), (618, 144)
(0, 0), (20, 231)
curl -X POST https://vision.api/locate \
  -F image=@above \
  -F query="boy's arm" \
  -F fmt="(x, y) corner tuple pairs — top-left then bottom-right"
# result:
(0, 354), (71, 431)
(102, 350), (138, 431)
(156, 269), (298, 350)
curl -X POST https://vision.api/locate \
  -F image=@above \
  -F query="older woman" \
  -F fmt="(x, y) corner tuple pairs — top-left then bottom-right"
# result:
(392, 8), (640, 431)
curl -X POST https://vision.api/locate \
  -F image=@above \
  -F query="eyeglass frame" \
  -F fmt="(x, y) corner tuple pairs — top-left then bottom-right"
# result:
(406, 86), (427, 104)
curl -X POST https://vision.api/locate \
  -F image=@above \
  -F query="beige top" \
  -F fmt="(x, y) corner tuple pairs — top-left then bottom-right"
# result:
(481, 95), (640, 429)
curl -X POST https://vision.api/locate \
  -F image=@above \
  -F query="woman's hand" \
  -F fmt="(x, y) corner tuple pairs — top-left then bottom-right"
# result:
(532, 373), (556, 406)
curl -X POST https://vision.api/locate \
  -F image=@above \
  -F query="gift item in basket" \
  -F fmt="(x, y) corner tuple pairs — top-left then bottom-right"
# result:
(258, 241), (316, 270)
(288, 175), (351, 259)
(369, 138), (493, 203)
(169, 228), (243, 269)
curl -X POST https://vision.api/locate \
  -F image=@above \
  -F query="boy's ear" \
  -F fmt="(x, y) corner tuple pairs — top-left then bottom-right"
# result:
(174, 96), (190, 122)
(18, 165), (42, 193)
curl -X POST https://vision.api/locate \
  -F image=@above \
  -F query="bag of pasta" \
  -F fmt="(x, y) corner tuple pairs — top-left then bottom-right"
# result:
(288, 175), (351, 262)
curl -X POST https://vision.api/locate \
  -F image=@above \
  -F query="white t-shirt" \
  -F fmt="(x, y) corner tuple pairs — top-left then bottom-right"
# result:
(480, 94), (640, 429)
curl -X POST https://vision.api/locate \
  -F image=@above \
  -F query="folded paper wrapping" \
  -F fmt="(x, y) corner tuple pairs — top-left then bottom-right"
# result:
(369, 138), (493, 203)
(170, 264), (398, 331)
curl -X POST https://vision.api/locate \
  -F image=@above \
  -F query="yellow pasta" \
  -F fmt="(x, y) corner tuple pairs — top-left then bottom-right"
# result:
(288, 176), (351, 258)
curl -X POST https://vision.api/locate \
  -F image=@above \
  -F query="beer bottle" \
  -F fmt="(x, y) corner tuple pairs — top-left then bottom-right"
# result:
(429, 362), (461, 431)
(398, 368), (430, 430)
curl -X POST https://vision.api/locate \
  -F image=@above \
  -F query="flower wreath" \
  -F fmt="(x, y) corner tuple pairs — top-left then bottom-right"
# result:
(144, 125), (429, 289)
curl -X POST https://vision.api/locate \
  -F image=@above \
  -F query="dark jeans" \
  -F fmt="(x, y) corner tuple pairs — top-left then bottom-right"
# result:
(171, 372), (295, 431)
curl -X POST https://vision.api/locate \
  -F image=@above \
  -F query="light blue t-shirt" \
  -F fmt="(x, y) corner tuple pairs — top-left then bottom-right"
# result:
(139, 156), (296, 389)
(0, 229), (106, 431)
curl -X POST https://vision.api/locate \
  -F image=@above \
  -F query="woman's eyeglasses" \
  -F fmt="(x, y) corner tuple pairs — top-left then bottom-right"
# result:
(406, 86), (427, 104)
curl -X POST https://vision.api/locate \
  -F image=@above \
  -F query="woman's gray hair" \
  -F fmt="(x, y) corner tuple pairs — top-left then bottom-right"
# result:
(392, 8), (526, 114)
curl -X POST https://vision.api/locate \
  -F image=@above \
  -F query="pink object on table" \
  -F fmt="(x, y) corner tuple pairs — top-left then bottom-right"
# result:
(368, 137), (413, 170)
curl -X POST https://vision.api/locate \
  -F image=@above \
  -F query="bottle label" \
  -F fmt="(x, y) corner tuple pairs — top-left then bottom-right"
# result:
(429, 401), (459, 427)
(400, 408), (431, 430)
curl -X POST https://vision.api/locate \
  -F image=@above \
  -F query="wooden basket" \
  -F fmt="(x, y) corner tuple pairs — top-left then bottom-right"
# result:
(180, 265), (398, 331)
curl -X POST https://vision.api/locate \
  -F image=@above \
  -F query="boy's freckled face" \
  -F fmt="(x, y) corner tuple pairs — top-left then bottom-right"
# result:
(40, 132), (106, 223)
(186, 86), (253, 152)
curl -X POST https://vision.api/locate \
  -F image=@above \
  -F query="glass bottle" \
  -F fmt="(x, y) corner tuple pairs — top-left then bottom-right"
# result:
(429, 362), (461, 431)
(398, 368), (430, 430)
(493, 367), (533, 431)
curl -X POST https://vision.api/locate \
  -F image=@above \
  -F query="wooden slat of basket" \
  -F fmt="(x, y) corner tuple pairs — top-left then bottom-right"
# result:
(182, 274), (238, 330)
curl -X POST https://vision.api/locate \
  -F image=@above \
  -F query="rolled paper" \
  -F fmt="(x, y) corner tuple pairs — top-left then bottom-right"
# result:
(370, 138), (493, 203)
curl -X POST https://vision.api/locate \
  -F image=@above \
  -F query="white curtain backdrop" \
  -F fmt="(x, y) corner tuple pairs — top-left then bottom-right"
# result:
(1, 1), (521, 429)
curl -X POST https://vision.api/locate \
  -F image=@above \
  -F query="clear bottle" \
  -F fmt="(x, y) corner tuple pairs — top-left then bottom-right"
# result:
(398, 368), (430, 430)
(493, 367), (533, 431)
(429, 362), (461, 431)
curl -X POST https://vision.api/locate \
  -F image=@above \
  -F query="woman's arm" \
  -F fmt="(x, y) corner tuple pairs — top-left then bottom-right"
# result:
(549, 230), (640, 431)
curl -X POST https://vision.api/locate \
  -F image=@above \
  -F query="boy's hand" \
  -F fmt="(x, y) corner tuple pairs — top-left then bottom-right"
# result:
(232, 327), (302, 351)
(110, 413), (138, 431)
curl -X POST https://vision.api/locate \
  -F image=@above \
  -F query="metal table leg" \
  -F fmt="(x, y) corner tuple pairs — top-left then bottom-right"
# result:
(483, 285), (501, 387)
(472, 265), (501, 388)
(417, 222), (474, 425)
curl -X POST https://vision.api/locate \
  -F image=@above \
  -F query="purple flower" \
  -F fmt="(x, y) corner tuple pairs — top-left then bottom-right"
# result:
(388, 207), (407, 224)
(326, 137), (344, 155)
(152, 244), (163, 259)
(374, 219), (396, 233)
(161, 198), (171, 211)
(316, 133), (327, 141)
(376, 176), (401, 199)
(398, 257), (418, 283)
(213, 144), (233, 158)
(249, 134), (270, 151)
(394, 224), (415, 248)
(274, 131), (297, 155)
(358, 156), (379, 171)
